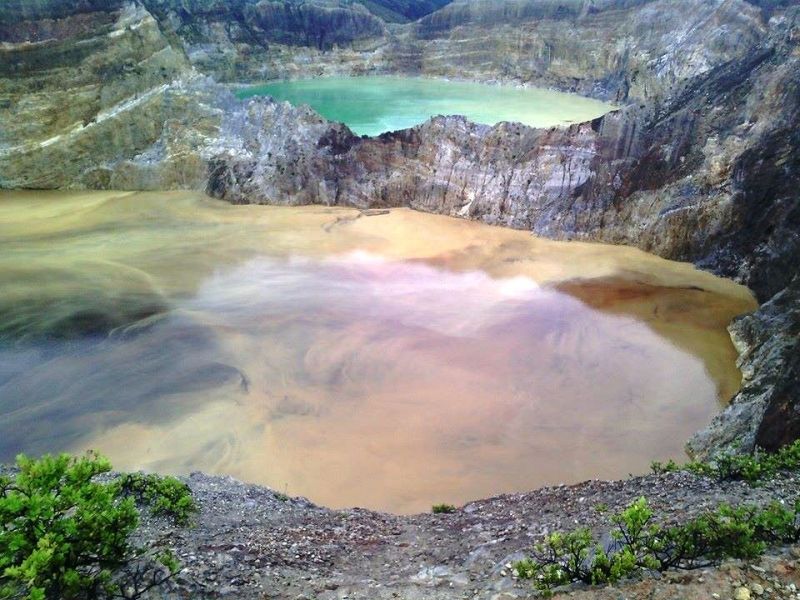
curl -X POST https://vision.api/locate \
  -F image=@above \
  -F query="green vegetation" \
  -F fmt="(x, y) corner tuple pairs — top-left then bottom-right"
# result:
(651, 440), (800, 483)
(0, 452), (196, 600)
(513, 497), (800, 596)
(431, 503), (456, 514)
(115, 473), (196, 526)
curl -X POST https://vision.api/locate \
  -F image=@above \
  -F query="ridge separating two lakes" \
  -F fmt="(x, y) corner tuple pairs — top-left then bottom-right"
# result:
(236, 75), (617, 136)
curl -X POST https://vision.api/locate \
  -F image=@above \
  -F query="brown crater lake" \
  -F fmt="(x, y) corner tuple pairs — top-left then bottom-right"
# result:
(0, 191), (756, 513)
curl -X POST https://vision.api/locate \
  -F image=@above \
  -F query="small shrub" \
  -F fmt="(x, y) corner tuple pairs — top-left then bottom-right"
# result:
(431, 504), (456, 514)
(0, 452), (189, 600)
(650, 441), (800, 484)
(656, 504), (767, 570)
(115, 473), (196, 526)
(649, 459), (680, 475)
(513, 497), (800, 596)
(752, 501), (800, 543)
(695, 452), (765, 483)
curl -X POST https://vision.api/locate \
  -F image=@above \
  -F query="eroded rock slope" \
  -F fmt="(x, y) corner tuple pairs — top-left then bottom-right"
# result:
(137, 471), (800, 599)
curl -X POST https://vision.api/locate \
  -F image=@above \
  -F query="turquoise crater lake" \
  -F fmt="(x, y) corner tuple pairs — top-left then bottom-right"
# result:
(237, 76), (616, 136)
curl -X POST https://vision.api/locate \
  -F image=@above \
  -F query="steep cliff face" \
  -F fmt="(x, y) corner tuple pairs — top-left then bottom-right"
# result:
(133, 0), (451, 81)
(0, 0), (197, 188)
(27, 0), (762, 97)
(241, 0), (769, 103)
(139, 0), (386, 81)
(409, 0), (767, 102)
(1, 0), (772, 98)
(0, 0), (439, 185)
(357, 0), (454, 23)
(688, 277), (800, 458)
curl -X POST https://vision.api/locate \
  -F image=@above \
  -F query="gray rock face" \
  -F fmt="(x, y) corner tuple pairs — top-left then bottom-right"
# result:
(245, 0), (770, 102)
(0, 1), (194, 187)
(130, 0), (452, 80)
(688, 276), (800, 459)
(410, 0), (765, 100)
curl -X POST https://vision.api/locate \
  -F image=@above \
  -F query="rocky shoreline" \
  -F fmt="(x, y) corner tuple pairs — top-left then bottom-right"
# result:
(137, 470), (800, 599)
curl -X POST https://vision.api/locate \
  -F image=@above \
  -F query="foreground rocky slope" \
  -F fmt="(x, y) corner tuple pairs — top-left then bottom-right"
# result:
(135, 471), (800, 599)
(0, 0), (798, 459)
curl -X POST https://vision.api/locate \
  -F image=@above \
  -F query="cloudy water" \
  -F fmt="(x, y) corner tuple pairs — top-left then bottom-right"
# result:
(237, 76), (615, 136)
(0, 191), (756, 513)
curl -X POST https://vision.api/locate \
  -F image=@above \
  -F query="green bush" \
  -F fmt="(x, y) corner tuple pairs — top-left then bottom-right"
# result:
(513, 497), (800, 596)
(431, 503), (456, 514)
(649, 459), (681, 475)
(651, 440), (800, 484)
(115, 473), (196, 526)
(0, 452), (193, 600)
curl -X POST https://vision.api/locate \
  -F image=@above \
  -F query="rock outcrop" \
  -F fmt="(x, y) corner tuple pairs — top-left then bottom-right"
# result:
(0, 0), (195, 188)
(688, 277), (800, 459)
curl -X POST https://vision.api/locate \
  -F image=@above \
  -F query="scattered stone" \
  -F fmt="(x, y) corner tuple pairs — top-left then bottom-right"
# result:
(734, 586), (751, 600)
(117, 471), (800, 599)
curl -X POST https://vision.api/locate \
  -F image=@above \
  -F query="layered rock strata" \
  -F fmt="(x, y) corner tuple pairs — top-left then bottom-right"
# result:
(0, 1), (194, 187)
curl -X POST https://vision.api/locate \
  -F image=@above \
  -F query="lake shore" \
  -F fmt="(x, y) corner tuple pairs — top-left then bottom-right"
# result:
(126, 469), (800, 599)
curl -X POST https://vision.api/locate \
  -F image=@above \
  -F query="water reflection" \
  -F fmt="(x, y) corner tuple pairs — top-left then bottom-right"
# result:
(0, 191), (756, 513)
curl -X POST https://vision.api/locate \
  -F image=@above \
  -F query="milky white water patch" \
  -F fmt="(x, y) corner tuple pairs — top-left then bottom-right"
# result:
(189, 253), (543, 338)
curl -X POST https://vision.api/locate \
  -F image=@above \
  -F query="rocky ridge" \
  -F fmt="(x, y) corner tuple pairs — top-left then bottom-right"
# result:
(134, 471), (800, 599)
